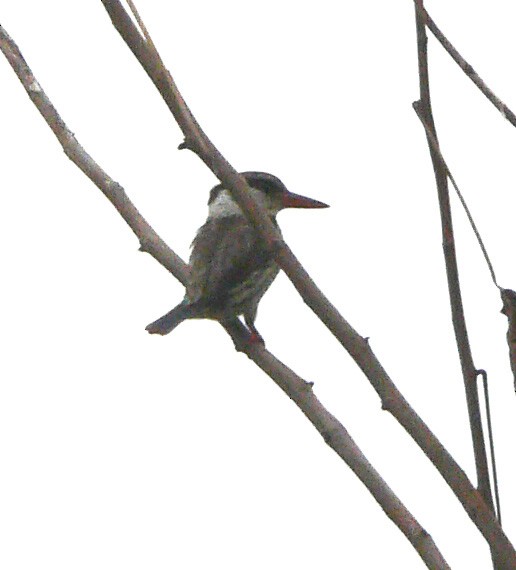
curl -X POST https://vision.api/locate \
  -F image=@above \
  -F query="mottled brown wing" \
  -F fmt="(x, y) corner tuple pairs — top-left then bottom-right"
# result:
(187, 216), (273, 308)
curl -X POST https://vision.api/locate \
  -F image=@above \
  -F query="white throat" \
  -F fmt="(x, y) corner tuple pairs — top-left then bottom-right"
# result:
(208, 188), (276, 219)
(208, 190), (243, 218)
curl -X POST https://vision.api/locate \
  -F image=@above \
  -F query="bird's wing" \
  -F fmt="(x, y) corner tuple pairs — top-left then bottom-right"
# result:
(187, 216), (274, 307)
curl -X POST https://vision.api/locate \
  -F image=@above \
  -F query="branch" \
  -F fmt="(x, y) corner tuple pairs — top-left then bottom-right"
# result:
(98, 2), (516, 565)
(413, 2), (511, 568)
(419, 5), (516, 128)
(0, 27), (188, 285)
(412, 102), (499, 289)
(0, 22), (450, 570)
(413, 0), (493, 510)
(417, 1), (516, 398)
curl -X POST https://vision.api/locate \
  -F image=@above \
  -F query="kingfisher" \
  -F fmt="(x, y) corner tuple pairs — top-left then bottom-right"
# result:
(146, 171), (328, 343)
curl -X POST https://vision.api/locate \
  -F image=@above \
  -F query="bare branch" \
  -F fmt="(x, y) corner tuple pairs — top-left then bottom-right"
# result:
(413, 0), (494, 511)
(412, 102), (499, 289)
(97, 1), (516, 565)
(413, 2), (514, 568)
(0, 22), (450, 570)
(419, 5), (516, 128)
(0, 24), (188, 285)
(233, 339), (452, 570)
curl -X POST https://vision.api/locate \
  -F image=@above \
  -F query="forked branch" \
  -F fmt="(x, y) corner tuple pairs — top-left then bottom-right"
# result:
(418, 5), (516, 127)
(0, 22), (450, 570)
(99, 1), (516, 566)
(415, 0), (516, 398)
(413, 0), (494, 520)
(413, 1), (511, 568)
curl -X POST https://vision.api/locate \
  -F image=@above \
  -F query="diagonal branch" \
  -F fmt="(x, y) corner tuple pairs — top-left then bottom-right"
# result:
(97, 1), (516, 566)
(419, 5), (516, 128)
(0, 22), (450, 570)
(0, 25), (188, 286)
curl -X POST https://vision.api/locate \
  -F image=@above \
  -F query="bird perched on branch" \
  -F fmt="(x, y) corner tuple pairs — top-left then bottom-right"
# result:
(146, 171), (328, 343)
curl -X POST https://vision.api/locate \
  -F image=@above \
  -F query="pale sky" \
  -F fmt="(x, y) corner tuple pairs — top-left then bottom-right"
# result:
(2, 2), (516, 568)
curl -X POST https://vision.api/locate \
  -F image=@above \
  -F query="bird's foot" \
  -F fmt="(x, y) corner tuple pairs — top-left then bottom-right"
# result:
(245, 319), (265, 347)
(221, 318), (265, 352)
(248, 329), (265, 346)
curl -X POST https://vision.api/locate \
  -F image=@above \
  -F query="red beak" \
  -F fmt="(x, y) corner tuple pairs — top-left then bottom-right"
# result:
(281, 191), (329, 209)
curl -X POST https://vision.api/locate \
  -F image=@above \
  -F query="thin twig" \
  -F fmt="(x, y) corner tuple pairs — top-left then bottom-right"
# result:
(99, 1), (516, 565)
(419, 5), (516, 128)
(0, 22), (451, 570)
(477, 370), (502, 526)
(412, 102), (500, 289)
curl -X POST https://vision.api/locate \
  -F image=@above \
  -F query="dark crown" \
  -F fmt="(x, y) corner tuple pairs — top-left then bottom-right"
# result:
(208, 171), (287, 205)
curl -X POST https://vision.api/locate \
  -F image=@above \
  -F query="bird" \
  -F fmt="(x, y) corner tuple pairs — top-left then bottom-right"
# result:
(146, 171), (329, 343)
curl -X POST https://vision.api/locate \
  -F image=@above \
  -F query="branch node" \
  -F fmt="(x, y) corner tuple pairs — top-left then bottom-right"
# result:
(381, 395), (395, 413)
(178, 137), (198, 153)
(139, 237), (153, 253)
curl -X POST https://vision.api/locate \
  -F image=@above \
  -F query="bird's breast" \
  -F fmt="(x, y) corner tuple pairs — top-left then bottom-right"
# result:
(225, 262), (280, 311)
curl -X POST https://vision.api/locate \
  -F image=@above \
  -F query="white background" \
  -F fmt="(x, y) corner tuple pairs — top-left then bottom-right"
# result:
(1, 1), (516, 568)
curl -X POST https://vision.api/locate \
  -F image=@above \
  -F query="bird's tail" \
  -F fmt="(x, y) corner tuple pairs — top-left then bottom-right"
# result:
(146, 301), (193, 335)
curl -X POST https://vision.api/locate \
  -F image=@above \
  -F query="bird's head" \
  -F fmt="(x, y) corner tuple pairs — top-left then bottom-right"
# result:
(208, 171), (329, 218)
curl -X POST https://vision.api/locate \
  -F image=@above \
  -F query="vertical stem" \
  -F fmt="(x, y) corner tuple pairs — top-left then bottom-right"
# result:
(413, 1), (494, 511)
